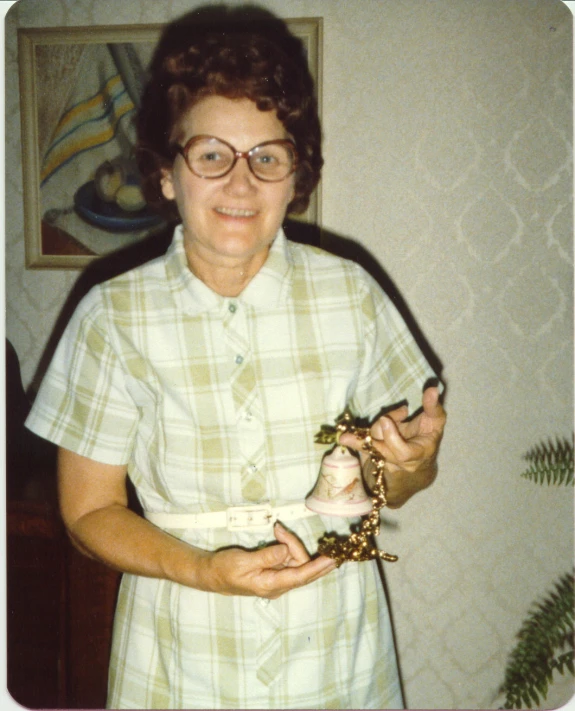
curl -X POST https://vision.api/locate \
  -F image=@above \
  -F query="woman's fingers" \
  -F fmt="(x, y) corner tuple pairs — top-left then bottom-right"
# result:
(340, 387), (446, 467)
(261, 555), (336, 597)
(273, 521), (310, 566)
(205, 539), (336, 598)
(256, 527), (337, 596)
(373, 416), (414, 459)
(339, 417), (411, 464)
(337, 430), (367, 455)
(385, 404), (409, 424)
(256, 540), (290, 568)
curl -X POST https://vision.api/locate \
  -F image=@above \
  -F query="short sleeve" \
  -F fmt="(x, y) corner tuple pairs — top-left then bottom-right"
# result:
(349, 270), (441, 421)
(25, 288), (140, 465)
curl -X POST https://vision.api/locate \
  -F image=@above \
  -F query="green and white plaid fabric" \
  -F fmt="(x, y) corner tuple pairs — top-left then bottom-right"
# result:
(26, 226), (438, 709)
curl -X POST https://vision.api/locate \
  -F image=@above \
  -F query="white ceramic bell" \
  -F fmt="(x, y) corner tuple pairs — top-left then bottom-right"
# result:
(305, 445), (372, 517)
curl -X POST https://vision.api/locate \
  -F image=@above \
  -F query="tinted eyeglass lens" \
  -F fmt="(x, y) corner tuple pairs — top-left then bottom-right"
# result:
(249, 143), (295, 180)
(185, 138), (295, 180)
(187, 139), (234, 178)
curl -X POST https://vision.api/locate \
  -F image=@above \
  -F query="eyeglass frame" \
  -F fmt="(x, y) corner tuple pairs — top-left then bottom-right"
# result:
(174, 135), (299, 182)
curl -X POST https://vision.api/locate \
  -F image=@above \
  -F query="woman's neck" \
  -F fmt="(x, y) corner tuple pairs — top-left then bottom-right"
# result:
(184, 245), (270, 297)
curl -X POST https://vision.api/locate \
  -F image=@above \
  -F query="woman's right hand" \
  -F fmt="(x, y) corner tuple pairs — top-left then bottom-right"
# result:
(200, 522), (337, 599)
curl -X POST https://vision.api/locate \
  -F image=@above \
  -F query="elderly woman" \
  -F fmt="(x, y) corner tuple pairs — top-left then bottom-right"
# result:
(26, 11), (445, 710)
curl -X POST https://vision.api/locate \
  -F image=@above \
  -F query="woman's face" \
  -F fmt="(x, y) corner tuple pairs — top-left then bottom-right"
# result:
(161, 95), (295, 273)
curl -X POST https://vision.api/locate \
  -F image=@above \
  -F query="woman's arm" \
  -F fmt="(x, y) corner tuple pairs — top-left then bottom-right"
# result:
(58, 447), (336, 598)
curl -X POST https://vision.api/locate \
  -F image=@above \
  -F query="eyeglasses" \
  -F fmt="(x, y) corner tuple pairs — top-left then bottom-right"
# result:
(175, 135), (298, 182)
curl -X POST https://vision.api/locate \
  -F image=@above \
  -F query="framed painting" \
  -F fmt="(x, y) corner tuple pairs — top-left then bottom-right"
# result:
(18, 18), (322, 269)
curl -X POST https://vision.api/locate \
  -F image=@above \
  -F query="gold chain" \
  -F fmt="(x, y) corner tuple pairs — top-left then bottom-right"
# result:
(314, 412), (398, 567)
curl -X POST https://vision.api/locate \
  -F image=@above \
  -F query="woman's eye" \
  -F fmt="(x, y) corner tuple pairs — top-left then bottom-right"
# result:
(201, 151), (223, 162)
(254, 153), (278, 165)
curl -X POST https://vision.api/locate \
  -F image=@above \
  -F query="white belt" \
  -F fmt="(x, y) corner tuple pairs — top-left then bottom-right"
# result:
(145, 502), (317, 531)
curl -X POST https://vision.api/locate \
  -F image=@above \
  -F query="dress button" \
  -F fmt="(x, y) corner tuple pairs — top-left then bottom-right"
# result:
(235, 354), (244, 364)
(228, 303), (237, 313)
(245, 411), (253, 421)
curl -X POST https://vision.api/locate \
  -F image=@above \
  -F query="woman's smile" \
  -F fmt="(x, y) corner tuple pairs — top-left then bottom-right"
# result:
(214, 206), (258, 218)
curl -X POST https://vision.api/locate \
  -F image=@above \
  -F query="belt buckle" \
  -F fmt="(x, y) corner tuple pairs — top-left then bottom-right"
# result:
(226, 504), (274, 531)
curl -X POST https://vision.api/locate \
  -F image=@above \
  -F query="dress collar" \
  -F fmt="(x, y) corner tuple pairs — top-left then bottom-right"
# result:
(164, 224), (293, 315)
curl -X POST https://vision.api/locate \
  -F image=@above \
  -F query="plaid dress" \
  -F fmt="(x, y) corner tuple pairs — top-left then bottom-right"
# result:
(26, 226), (438, 709)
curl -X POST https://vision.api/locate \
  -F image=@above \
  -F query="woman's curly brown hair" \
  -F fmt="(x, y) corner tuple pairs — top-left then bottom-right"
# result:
(137, 11), (323, 221)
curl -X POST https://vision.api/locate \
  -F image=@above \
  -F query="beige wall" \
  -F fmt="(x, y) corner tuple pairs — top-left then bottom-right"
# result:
(5, 1), (574, 708)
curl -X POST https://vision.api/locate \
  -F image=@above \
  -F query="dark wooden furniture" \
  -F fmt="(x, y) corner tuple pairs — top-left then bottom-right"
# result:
(6, 339), (121, 707)
(7, 499), (121, 708)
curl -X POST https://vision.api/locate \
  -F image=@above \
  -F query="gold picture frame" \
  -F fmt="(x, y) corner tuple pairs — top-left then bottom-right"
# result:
(18, 18), (322, 269)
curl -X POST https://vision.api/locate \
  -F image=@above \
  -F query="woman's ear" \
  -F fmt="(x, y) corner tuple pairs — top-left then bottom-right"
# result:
(160, 169), (175, 201)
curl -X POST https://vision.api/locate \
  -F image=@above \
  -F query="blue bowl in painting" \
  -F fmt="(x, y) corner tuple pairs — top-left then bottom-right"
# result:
(74, 181), (163, 232)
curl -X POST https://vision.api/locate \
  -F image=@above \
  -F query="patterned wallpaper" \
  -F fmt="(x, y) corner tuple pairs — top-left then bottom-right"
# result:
(5, 1), (574, 709)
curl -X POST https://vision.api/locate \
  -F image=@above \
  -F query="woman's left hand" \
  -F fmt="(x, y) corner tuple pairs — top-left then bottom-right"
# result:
(338, 386), (446, 508)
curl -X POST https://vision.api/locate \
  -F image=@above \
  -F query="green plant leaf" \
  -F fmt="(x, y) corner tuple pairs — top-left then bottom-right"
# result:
(521, 436), (574, 487)
(500, 571), (574, 709)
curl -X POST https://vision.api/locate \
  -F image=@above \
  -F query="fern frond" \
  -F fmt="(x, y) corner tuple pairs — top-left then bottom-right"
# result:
(521, 436), (574, 486)
(500, 572), (575, 709)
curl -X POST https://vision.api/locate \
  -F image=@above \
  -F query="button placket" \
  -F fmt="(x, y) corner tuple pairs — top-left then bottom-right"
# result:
(223, 303), (266, 502)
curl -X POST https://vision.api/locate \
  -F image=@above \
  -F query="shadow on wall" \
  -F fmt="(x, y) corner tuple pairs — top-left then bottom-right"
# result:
(27, 218), (443, 401)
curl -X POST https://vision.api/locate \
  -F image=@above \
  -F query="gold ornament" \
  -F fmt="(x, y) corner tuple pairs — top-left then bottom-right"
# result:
(314, 412), (398, 567)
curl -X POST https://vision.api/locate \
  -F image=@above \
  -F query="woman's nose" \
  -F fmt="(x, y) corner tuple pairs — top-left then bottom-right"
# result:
(223, 157), (257, 193)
